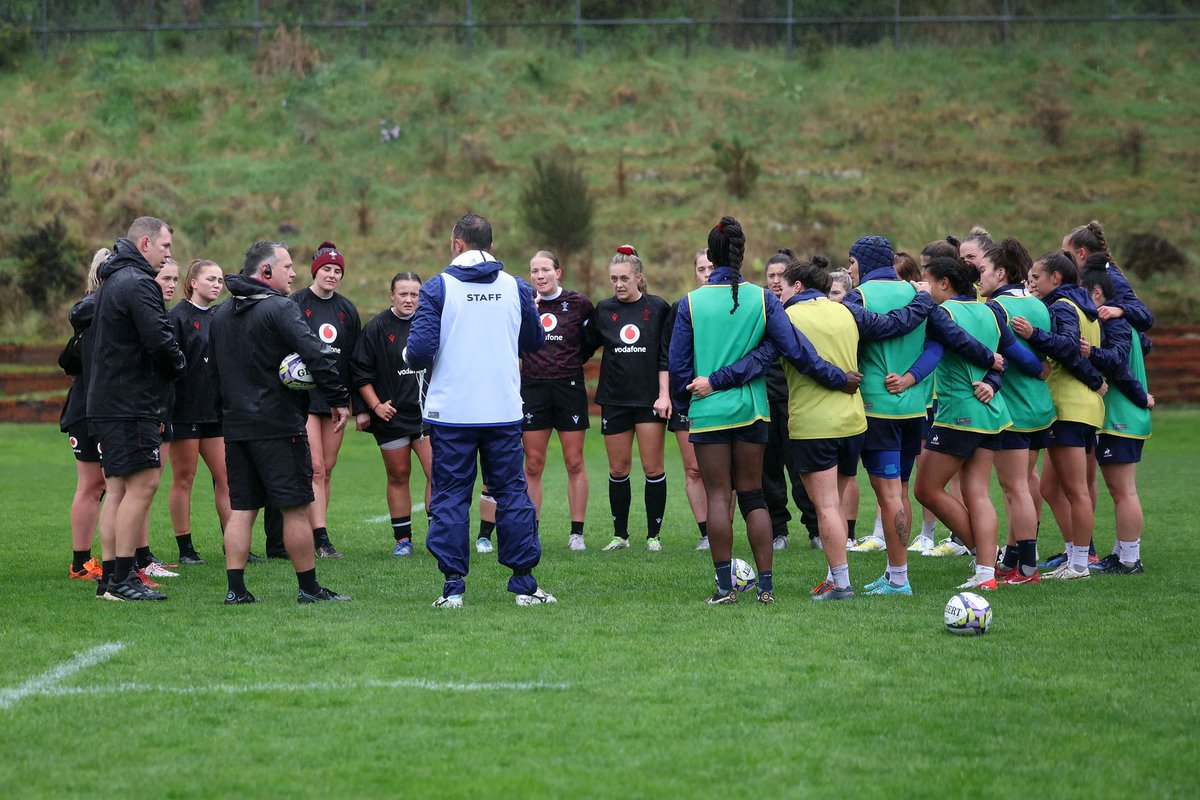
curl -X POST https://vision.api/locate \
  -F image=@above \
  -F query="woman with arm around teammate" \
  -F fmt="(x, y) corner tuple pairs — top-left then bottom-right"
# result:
(352, 272), (433, 557)
(291, 241), (366, 558)
(165, 259), (231, 565)
(521, 251), (594, 550)
(583, 245), (672, 552)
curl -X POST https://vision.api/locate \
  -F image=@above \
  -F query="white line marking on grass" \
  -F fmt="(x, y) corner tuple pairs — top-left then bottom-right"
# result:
(0, 641), (125, 710)
(366, 503), (424, 524)
(36, 677), (568, 698)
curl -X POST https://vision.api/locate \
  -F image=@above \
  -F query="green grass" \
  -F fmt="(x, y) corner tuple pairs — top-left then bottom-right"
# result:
(1, 412), (1198, 798)
(2, 35), (1199, 342)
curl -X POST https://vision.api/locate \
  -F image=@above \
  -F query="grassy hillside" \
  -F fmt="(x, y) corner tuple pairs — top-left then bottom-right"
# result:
(1, 32), (1198, 338)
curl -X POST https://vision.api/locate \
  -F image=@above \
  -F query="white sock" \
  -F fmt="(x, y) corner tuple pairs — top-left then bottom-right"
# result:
(1121, 539), (1141, 565)
(888, 563), (908, 585)
(975, 565), (995, 581)
(825, 566), (833, 582)
(1068, 544), (1088, 570)
(831, 563), (850, 590)
(872, 514), (884, 539)
(921, 520), (936, 538)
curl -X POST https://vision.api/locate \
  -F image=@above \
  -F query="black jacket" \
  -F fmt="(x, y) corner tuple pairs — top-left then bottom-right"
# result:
(85, 239), (186, 421)
(169, 301), (222, 425)
(58, 293), (95, 431)
(210, 274), (349, 442)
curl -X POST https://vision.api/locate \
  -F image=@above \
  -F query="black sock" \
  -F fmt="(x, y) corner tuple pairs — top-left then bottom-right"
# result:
(313, 526), (329, 547)
(1017, 539), (1039, 575)
(72, 549), (91, 571)
(609, 474), (631, 538)
(697, 520), (708, 538)
(227, 568), (247, 595)
(101, 559), (115, 583)
(478, 520), (496, 540)
(847, 519), (857, 540)
(715, 560), (733, 593)
(1087, 539), (1096, 556)
(115, 556), (135, 582)
(758, 570), (774, 593)
(392, 516), (412, 542)
(176, 533), (194, 556)
(1002, 545), (1019, 569)
(570, 520), (584, 536)
(134, 546), (152, 569)
(645, 473), (666, 538)
(296, 568), (320, 594)
(950, 533), (966, 548)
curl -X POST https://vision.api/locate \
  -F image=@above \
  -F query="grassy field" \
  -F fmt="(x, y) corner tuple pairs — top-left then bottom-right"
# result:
(2, 34), (1199, 341)
(1, 412), (1197, 798)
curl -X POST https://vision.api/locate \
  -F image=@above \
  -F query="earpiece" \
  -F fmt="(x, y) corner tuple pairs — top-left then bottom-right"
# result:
(263, 266), (273, 278)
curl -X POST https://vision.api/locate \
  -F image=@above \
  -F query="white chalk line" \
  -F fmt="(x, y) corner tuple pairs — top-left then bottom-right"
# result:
(24, 677), (569, 700)
(366, 502), (424, 524)
(0, 641), (125, 710)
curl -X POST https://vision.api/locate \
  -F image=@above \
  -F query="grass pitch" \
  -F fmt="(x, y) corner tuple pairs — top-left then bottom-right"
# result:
(1, 413), (1197, 798)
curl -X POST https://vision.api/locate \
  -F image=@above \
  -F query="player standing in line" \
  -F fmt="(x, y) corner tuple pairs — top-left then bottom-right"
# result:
(518, 251), (594, 550)
(1010, 252), (1107, 581)
(211, 241), (351, 604)
(1080, 263), (1152, 575)
(584, 245), (673, 553)
(166, 259), (232, 565)
(665, 249), (716, 551)
(760, 249), (820, 551)
(407, 214), (553, 608)
(87, 217), (186, 601)
(351, 272), (433, 557)
(60, 249), (110, 582)
(825, 268), (861, 545)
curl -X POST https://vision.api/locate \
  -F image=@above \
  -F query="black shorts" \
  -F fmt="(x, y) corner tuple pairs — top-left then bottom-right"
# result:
(522, 378), (590, 432)
(1096, 434), (1144, 465)
(998, 427), (1052, 451)
(689, 420), (769, 446)
(788, 433), (865, 476)
(600, 405), (664, 436)
(1046, 420), (1096, 452)
(924, 425), (1002, 459)
(160, 422), (175, 443)
(863, 415), (925, 456)
(225, 436), (314, 511)
(173, 421), (223, 440)
(67, 424), (101, 463)
(91, 418), (163, 478)
(371, 425), (423, 449)
(667, 409), (691, 433)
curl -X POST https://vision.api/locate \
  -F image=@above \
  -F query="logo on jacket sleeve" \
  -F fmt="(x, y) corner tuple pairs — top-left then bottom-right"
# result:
(619, 324), (641, 344)
(319, 323), (338, 343)
(541, 313), (558, 333)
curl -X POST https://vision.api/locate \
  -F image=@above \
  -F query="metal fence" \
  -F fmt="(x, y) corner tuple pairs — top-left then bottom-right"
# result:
(7, 1), (1200, 60)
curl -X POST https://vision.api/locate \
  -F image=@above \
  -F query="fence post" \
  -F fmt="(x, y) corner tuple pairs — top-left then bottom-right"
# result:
(574, 0), (582, 58)
(1002, 0), (1010, 47)
(893, 0), (901, 49)
(1111, 0), (1118, 42)
(786, 0), (794, 59)
(465, 0), (474, 49)
(359, 0), (367, 58)
(39, 0), (48, 61)
(253, 0), (261, 50)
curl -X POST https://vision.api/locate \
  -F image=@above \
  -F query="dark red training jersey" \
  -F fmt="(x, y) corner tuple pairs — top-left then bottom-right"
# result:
(521, 288), (595, 381)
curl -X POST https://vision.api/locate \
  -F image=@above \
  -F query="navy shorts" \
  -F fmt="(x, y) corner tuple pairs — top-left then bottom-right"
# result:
(225, 436), (314, 511)
(998, 427), (1052, 451)
(788, 433), (864, 476)
(1046, 420), (1096, 452)
(667, 409), (691, 433)
(173, 421), (223, 440)
(924, 425), (1002, 459)
(600, 405), (664, 435)
(522, 378), (590, 432)
(91, 418), (163, 478)
(1096, 434), (1143, 465)
(863, 415), (925, 455)
(689, 420), (769, 446)
(67, 424), (100, 463)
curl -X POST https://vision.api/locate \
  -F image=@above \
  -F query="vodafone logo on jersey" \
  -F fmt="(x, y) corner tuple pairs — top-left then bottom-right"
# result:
(619, 324), (641, 344)
(319, 323), (338, 343)
(541, 313), (558, 333)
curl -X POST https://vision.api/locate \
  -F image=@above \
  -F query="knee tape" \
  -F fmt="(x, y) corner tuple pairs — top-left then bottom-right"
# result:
(736, 489), (767, 520)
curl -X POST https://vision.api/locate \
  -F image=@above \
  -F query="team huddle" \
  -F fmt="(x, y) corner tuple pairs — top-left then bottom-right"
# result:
(59, 213), (1153, 607)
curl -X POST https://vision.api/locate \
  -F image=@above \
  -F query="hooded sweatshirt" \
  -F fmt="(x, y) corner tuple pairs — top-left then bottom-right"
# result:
(210, 273), (349, 441)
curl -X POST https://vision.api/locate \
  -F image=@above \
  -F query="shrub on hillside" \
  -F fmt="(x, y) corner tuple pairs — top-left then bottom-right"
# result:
(0, 20), (31, 71)
(711, 137), (760, 199)
(254, 23), (322, 78)
(1031, 84), (1070, 147)
(1122, 233), (1186, 278)
(520, 154), (595, 261)
(15, 218), (87, 310)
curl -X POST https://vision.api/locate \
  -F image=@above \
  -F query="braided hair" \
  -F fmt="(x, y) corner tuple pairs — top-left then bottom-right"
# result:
(1066, 220), (1113, 264)
(707, 215), (746, 314)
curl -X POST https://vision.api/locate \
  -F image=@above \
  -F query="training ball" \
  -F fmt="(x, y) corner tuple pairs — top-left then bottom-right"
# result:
(944, 592), (992, 635)
(732, 558), (757, 592)
(279, 352), (315, 391)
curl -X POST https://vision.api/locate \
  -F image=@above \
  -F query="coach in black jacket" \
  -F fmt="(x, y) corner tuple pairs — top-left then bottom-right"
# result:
(86, 217), (186, 602)
(210, 240), (351, 604)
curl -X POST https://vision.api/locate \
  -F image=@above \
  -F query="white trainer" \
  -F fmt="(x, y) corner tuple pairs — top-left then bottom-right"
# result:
(907, 535), (934, 552)
(646, 537), (663, 552)
(516, 587), (557, 606)
(142, 561), (179, 578)
(432, 594), (464, 608)
(695, 536), (710, 551)
(601, 537), (630, 552)
(568, 534), (586, 551)
(475, 537), (494, 554)
(922, 537), (969, 557)
(849, 536), (886, 553)
(1047, 563), (1090, 580)
(773, 535), (789, 550)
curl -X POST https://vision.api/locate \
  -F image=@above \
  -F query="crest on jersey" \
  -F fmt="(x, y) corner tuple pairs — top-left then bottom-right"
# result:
(319, 323), (338, 343)
(561, 301), (569, 312)
(619, 324), (641, 344)
(541, 313), (558, 333)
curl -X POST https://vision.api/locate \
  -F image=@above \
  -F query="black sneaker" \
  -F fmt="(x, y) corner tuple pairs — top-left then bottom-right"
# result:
(315, 544), (343, 559)
(705, 590), (738, 605)
(96, 577), (120, 601)
(179, 551), (206, 565)
(1100, 558), (1144, 575)
(107, 572), (167, 601)
(297, 586), (352, 604)
(247, 552), (268, 563)
(224, 589), (257, 605)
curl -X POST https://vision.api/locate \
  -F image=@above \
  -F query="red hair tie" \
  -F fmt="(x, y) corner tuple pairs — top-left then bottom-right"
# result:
(716, 221), (724, 233)
(616, 245), (636, 256)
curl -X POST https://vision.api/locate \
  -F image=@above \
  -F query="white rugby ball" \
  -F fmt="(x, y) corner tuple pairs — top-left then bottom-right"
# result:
(279, 352), (315, 391)
(732, 558), (757, 592)
(944, 591), (992, 635)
